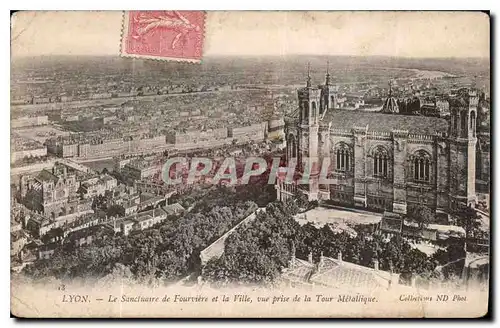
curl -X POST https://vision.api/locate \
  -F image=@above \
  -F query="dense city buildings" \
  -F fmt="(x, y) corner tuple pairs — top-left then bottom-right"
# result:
(45, 134), (168, 159)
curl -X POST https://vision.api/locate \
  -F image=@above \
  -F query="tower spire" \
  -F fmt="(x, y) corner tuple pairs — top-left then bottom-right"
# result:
(325, 60), (331, 85)
(306, 62), (311, 88)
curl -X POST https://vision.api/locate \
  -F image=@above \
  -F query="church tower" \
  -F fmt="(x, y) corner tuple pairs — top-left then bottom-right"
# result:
(298, 63), (321, 126)
(297, 63), (321, 200)
(320, 61), (338, 114)
(449, 88), (478, 208)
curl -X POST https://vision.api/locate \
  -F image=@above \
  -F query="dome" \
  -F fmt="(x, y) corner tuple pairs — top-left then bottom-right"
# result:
(380, 80), (399, 113)
(381, 96), (399, 113)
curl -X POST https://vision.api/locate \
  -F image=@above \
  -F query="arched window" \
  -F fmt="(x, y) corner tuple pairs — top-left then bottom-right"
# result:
(334, 143), (352, 173)
(312, 101), (317, 118)
(410, 150), (431, 183)
(450, 110), (455, 133)
(372, 146), (389, 178)
(460, 111), (467, 137)
(330, 95), (335, 108)
(470, 111), (476, 136)
(288, 134), (297, 159)
(302, 102), (309, 120)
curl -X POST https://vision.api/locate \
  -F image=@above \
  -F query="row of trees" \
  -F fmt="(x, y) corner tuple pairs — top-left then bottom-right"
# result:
(202, 201), (301, 286)
(202, 200), (468, 287)
(12, 154), (50, 167)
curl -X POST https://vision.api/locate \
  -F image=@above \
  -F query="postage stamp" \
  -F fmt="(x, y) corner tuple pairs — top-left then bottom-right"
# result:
(121, 11), (205, 62)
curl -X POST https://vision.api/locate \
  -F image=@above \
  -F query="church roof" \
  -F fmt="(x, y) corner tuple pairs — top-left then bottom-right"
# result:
(310, 256), (397, 290)
(282, 255), (398, 290)
(36, 169), (59, 183)
(282, 258), (315, 282)
(323, 110), (449, 135)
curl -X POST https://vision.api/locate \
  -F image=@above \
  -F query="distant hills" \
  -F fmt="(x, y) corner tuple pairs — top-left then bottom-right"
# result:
(11, 55), (489, 100)
(12, 54), (489, 76)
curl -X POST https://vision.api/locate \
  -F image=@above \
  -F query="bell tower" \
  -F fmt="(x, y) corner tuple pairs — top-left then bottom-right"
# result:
(297, 63), (321, 201)
(298, 63), (321, 126)
(320, 60), (338, 114)
(449, 88), (478, 208)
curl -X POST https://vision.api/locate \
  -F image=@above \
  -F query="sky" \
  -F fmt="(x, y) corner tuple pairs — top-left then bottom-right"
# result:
(11, 11), (490, 58)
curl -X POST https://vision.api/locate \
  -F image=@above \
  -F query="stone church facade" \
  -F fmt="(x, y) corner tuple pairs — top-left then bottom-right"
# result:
(276, 68), (478, 219)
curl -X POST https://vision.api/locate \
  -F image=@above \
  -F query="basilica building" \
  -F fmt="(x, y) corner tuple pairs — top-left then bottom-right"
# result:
(276, 67), (478, 219)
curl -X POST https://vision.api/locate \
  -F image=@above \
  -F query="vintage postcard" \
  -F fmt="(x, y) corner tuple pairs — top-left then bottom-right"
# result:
(10, 11), (490, 318)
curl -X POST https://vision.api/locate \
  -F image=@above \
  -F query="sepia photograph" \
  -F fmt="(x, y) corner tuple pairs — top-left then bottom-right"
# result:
(10, 10), (490, 318)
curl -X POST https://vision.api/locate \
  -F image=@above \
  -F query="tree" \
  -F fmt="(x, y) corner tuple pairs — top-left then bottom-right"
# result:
(92, 194), (108, 210)
(294, 191), (309, 210)
(454, 206), (483, 240)
(41, 228), (64, 244)
(201, 201), (302, 286)
(106, 204), (125, 218)
(407, 205), (434, 229)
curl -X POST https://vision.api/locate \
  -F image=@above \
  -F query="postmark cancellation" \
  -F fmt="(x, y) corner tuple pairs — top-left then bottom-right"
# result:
(121, 11), (205, 62)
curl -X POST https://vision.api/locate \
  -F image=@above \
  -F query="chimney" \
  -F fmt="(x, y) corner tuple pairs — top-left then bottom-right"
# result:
(337, 251), (342, 262)
(290, 242), (296, 268)
(308, 251), (313, 264)
(318, 251), (325, 273)
(374, 259), (379, 271)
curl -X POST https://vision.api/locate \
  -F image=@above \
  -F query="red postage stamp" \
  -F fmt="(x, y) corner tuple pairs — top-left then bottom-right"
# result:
(121, 11), (205, 62)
